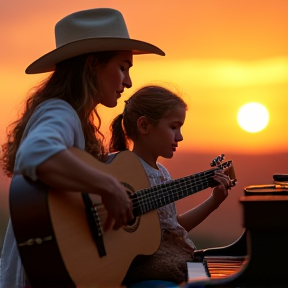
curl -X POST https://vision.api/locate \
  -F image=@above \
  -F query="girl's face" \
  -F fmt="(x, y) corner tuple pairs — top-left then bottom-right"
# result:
(133, 106), (186, 168)
(96, 51), (133, 107)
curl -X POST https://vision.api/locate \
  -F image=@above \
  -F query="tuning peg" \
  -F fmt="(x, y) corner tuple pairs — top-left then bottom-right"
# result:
(230, 178), (237, 187)
(210, 154), (225, 167)
(210, 159), (217, 167)
(219, 154), (225, 162)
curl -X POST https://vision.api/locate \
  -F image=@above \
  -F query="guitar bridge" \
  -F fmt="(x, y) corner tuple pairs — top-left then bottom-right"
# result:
(82, 193), (107, 258)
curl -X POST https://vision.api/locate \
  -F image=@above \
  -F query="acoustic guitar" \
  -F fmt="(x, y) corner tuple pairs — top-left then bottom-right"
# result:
(9, 148), (236, 288)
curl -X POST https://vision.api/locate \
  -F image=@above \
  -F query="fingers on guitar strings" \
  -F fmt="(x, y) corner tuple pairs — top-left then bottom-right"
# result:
(213, 172), (232, 190)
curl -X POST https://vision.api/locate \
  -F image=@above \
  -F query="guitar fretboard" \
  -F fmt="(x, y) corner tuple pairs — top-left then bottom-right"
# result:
(132, 168), (218, 216)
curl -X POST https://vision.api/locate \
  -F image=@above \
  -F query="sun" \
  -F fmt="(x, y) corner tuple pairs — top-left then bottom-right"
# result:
(237, 102), (269, 133)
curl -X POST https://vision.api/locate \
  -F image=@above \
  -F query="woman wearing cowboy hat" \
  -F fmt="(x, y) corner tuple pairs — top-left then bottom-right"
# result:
(0, 8), (164, 288)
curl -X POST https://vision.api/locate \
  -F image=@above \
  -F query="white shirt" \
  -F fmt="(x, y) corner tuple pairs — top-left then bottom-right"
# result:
(0, 99), (85, 288)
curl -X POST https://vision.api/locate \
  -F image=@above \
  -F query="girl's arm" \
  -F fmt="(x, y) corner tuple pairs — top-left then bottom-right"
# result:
(177, 172), (230, 232)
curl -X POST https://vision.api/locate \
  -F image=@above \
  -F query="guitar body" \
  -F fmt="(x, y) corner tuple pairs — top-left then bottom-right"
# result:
(10, 148), (161, 288)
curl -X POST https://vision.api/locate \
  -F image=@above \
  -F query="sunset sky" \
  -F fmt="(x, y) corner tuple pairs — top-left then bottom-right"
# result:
(1, 0), (287, 155)
(0, 0), (288, 249)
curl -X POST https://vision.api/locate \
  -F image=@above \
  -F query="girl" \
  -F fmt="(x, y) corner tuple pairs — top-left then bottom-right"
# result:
(109, 85), (233, 287)
(0, 8), (164, 288)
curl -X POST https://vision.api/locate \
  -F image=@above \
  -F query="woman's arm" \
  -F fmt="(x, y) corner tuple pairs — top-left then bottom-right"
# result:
(36, 149), (133, 231)
(15, 101), (132, 230)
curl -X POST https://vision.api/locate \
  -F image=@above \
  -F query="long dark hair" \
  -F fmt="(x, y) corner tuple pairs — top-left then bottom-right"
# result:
(109, 85), (187, 152)
(1, 51), (118, 177)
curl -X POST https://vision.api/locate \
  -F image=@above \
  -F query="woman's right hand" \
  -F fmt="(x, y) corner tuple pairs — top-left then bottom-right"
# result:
(100, 175), (134, 231)
(36, 149), (134, 232)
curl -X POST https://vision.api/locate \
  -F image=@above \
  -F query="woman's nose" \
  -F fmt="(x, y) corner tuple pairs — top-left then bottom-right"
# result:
(123, 74), (132, 89)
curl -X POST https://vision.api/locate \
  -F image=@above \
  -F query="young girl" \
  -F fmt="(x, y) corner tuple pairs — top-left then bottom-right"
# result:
(0, 8), (164, 288)
(109, 85), (233, 287)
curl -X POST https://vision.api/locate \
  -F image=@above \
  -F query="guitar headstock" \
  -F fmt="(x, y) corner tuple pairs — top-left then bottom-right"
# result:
(210, 154), (237, 187)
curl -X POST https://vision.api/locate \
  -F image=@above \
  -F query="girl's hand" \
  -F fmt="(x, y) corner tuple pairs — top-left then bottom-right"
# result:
(211, 171), (233, 208)
(100, 176), (134, 231)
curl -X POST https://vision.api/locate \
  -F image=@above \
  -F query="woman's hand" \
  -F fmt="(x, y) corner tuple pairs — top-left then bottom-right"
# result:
(100, 176), (134, 231)
(211, 171), (233, 208)
(36, 149), (134, 232)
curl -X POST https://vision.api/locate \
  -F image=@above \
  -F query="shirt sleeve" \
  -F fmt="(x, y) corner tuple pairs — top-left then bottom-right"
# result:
(14, 99), (85, 181)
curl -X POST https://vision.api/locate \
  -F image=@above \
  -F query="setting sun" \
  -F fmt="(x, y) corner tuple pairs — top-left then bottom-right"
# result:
(237, 102), (269, 133)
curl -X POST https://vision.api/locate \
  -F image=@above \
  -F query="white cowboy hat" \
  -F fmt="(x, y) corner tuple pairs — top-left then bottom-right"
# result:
(25, 8), (165, 74)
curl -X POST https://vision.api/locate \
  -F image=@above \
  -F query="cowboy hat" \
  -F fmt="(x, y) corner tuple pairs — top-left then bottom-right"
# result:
(25, 8), (165, 74)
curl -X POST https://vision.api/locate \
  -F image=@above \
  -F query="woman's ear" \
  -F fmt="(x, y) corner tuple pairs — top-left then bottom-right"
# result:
(86, 55), (98, 74)
(137, 116), (150, 134)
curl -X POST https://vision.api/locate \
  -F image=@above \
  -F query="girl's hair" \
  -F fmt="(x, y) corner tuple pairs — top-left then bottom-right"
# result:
(109, 85), (187, 152)
(1, 51), (118, 177)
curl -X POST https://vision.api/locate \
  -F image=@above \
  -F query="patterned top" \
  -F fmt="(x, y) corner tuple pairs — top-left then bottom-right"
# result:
(123, 157), (196, 285)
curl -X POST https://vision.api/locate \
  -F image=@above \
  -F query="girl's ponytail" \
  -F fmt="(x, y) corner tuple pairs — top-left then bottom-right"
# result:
(109, 114), (128, 152)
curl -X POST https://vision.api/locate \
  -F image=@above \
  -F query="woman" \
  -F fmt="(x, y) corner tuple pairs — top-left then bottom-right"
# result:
(0, 8), (164, 288)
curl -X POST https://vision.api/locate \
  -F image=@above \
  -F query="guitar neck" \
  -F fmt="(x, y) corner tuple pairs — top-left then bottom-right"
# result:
(132, 167), (219, 216)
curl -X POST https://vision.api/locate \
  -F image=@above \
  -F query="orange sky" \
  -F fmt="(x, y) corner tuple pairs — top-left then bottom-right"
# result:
(0, 0), (288, 250)
(0, 0), (287, 156)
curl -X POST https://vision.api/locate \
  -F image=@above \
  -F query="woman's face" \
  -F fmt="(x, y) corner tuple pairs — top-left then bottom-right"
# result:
(96, 51), (133, 107)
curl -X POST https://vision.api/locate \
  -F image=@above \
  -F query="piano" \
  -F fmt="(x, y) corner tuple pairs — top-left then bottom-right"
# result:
(186, 180), (288, 288)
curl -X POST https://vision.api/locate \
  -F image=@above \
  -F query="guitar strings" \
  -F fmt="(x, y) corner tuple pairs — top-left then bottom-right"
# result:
(94, 162), (231, 211)
(132, 162), (233, 206)
(87, 163), (233, 230)
(93, 177), (212, 221)
(132, 172), (214, 213)
(93, 169), (217, 218)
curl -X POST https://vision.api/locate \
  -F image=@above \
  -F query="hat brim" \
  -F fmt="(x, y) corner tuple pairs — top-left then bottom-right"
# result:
(25, 38), (165, 74)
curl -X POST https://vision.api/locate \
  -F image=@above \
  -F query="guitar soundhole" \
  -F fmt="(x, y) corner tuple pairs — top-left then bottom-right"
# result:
(124, 216), (140, 233)
(122, 182), (140, 233)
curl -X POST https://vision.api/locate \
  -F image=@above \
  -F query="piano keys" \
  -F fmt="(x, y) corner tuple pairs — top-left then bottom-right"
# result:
(186, 184), (288, 287)
(188, 255), (247, 280)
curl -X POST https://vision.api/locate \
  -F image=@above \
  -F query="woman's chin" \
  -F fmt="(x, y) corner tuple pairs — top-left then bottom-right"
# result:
(103, 101), (117, 108)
